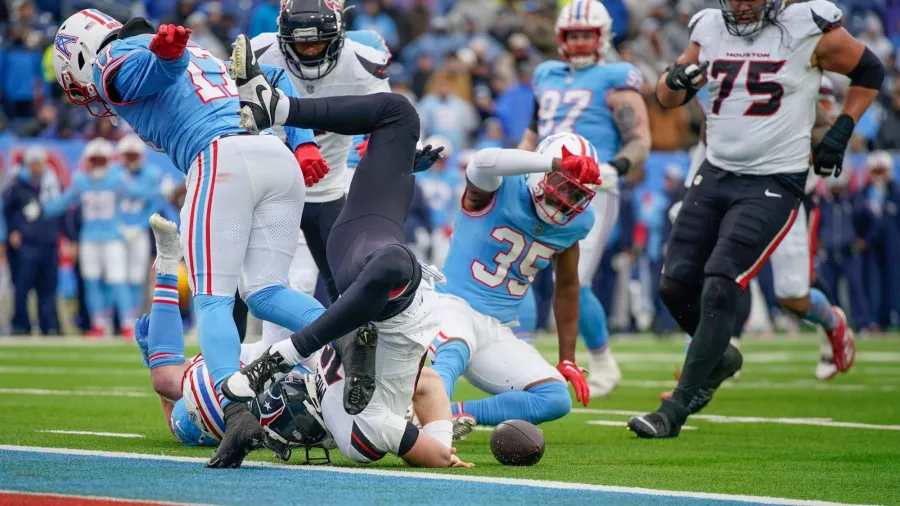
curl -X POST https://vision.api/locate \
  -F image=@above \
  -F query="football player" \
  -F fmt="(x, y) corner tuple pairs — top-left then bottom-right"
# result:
(42, 138), (133, 337)
(51, 10), (329, 467)
(629, 0), (882, 438)
(220, 35), (464, 468)
(519, 0), (652, 398)
(429, 132), (600, 437)
(115, 134), (163, 313)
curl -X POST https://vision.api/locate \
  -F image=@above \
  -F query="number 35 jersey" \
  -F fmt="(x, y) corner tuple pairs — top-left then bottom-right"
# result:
(438, 176), (594, 324)
(692, 0), (842, 176)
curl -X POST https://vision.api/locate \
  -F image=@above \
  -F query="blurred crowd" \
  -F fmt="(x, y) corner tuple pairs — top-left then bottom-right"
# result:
(3, 0), (900, 337)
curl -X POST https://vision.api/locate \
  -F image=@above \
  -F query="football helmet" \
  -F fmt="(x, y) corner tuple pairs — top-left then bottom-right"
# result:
(52, 9), (123, 117)
(529, 132), (599, 225)
(719, 0), (786, 38)
(278, 0), (347, 80)
(118, 133), (146, 171)
(555, 0), (613, 68)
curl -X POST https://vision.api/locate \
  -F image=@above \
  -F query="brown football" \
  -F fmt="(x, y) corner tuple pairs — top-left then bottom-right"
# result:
(490, 419), (545, 466)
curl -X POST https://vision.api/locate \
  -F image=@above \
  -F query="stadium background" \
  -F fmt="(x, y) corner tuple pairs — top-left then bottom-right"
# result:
(2, 0), (900, 337)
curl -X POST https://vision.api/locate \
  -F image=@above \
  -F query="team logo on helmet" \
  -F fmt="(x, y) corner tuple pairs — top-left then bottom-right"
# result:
(323, 0), (344, 10)
(55, 33), (78, 60)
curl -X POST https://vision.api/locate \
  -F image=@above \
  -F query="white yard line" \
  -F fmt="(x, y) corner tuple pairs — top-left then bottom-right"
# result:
(0, 445), (873, 506)
(36, 430), (145, 438)
(571, 409), (900, 431)
(617, 379), (899, 392)
(0, 388), (150, 398)
(585, 420), (698, 430)
(0, 366), (147, 376)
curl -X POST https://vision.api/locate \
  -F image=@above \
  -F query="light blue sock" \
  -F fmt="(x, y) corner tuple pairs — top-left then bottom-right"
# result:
(147, 274), (185, 369)
(512, 288), (538, 345)
(578, 285), (609, 352)
(109, 283), (133, 326)
(84, 278), (106, 327)
(245, 285), (325, 332)
(804, 288), (838, 331)
(131, 283), (144, 313)
(452, 381), (571, 425)
(431, 340), (470, 399)
(194, 294), (240, 405)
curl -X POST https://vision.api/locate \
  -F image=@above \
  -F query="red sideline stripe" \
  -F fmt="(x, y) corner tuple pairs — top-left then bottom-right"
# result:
(152, 298), (179, 306)
(735, 208), (799, 289)
(204, 141), (218, 295)
(0, 491), (187, 506)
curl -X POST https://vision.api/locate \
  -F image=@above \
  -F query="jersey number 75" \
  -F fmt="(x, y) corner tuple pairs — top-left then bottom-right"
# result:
(471, 227), (556, 297)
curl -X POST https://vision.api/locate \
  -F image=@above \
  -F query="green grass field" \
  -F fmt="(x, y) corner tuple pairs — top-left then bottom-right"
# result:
(1, 334), (898, 505)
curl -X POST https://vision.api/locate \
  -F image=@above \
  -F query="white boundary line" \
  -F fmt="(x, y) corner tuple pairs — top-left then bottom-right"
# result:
(0, 489), (211, 506)
(0, 445), (874, 506)
(571, 409), (900, 431)
(37, 430), (145, 438)
(0, 388), (150, 398)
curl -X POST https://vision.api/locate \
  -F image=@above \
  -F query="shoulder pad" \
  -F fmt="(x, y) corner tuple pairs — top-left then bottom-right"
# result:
(533, 60), (564, 83)
(605, 62), (645, 92)
(251, 32), (280, 63)
(782, 0), (843, 38)
(348, 38), (391, 80)
(688, 9), (721, 44)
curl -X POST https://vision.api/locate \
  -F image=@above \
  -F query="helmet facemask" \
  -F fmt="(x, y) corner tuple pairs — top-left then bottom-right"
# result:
(558, 28), (603, 68)
(277, 2), (346, 81)
(531, 171), (596, 226)
(719, 0), (784, 38)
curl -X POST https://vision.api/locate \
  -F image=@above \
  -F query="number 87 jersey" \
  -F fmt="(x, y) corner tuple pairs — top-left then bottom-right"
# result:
(438, 176), (594, 324)
(692, 0), (843, 176)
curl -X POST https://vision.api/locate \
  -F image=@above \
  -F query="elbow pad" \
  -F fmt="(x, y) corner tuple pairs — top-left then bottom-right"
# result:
(847, 47), (885, 90)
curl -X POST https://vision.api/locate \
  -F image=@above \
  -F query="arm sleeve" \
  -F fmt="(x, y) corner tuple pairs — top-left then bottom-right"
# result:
(100, 47), (190, 104)
(263, 64), (316, 149)
(466, 148), (554, 192)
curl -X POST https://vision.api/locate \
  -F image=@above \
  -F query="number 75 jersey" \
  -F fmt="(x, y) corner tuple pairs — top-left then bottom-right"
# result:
(438, 176), (594, 324)
(692, 0), (842, 176)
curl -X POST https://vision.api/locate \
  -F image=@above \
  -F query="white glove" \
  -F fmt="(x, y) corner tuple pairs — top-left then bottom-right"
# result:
(23, 199), (41, 223)
(668, 201), (683, 224)
(597, 163), (620, 192)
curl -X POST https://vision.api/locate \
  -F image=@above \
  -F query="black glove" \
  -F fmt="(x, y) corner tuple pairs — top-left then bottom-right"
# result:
(413, 144), (444, 173)
(813, 114), (855, 178)
(666, 61), (709, 92)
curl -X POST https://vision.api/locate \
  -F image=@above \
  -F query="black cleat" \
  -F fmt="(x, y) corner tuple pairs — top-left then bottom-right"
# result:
(689, 344), (743, 415)
(627, 411), (681, 439)
(205, 403), (265, 468)
(335, 325), (378, 415)
(222, 348), (294, 403)
(229, 33), (280, 134)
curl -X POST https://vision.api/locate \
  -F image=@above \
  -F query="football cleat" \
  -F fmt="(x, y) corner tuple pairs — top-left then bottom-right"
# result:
(587, 347), (621, 398)
(229, 34), (280, 134)
(659, 344), (742, 414)
(452, 413), (476, 441)
(815, 355), (838, 381)
(335, 325), (379, 415)
(149, 213), (181, 276)
(222, 348), (294, 403)
(825, 307), (855, 373)
(205, 403), (264, 468)
(627, 411), (680, 439)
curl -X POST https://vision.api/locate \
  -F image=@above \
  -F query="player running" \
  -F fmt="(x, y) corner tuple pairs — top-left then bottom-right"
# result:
(519, 0), (652, 397)
(629, 0), (882, 438)
(52, 10), (329, 466)
(429, 132), (600, 437)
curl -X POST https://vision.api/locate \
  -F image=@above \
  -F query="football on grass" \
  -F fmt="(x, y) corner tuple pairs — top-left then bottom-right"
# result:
(490, 419), (545, 466)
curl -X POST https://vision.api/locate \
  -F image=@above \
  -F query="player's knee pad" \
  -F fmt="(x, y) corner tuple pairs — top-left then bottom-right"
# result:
(527, 381), (572, 424)
(659, 276), (696, 311)
(701, 276), (742, 314)
(365, 244), (416, 290)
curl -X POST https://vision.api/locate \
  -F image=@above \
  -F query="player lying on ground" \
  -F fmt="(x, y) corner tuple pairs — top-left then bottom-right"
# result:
(429, 133), (600, 437)
(139, 214), (471, 467)
(628, 0), (881, 438)
(51, 10), (334, 467)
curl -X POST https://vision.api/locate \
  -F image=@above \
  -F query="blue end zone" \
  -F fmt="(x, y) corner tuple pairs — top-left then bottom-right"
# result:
(0, 448), (779, 506)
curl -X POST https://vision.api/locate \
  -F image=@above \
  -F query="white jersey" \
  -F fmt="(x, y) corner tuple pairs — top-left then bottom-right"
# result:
(691, 0), (842, 176)
(252, 31), (392, 203)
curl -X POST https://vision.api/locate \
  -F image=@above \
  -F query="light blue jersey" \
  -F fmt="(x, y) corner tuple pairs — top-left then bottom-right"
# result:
(415, 166), (462, 230)
(45, 170), (126, 242)
(532, 60), (643, 160)
(438, 176), (594, 323)
(92, 36), (315, 173)
(114, 163), (162, 228)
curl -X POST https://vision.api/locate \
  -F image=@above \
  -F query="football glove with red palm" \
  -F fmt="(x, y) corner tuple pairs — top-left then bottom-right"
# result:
(557, 359), (589, 407)
(149, 24), (191, 61)
(560, 146), (601, 186)
(294, 143), (329, 187)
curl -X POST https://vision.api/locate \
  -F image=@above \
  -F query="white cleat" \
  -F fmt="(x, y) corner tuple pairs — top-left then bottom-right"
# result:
(587, 347), (621, 398)
(149, 213), (181, 276)
(815, 331), (838, 381)
(452, 413), (476, 441)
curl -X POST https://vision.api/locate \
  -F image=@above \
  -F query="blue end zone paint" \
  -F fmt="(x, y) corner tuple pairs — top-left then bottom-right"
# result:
(0, 449), (788, 506)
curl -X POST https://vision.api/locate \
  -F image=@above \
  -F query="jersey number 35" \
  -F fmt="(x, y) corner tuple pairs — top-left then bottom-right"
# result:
(471, 227), (556, 297)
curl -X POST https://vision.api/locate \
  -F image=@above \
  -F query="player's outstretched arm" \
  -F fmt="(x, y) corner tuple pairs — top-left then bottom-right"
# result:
(463, 148), (557, 211)
(552, 244), (589, 407)
(657, 42), (707, 109)
(100, 25), (192, 104)
(607, 88), (652, 175)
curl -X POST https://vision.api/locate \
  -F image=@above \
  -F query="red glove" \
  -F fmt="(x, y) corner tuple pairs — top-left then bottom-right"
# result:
(557, 359), (589, 407)
(354, 138), (369, 158)
(560, 145), (602, 186)
(295, 143), (329, 187)
(149, 24), (191, 60)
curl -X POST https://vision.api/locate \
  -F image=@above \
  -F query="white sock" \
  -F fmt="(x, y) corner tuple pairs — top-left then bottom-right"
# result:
(274, 92), (290, 126)
(422, 420), (453, 449)
(271, 338), (304, 365)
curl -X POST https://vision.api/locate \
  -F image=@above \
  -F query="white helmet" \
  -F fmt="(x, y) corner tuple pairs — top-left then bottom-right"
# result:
(52, 9), (123, 117)
(23, 146), (49, 166)
(555, 0), (613, 68)
(528, 132), (599, 225)
(118, 133), (147, 170)
(182, 359), (226, 444)
(84, 138), (115, 161)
